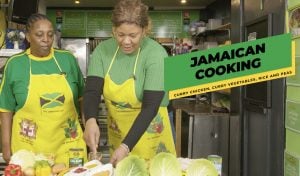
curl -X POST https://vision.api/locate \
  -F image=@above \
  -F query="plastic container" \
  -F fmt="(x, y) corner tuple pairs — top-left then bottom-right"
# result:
(208, 155), (222, 176)
(197, 26), (207, 33)
(207, 19), (222, 29)
(204, 41), (218, 49)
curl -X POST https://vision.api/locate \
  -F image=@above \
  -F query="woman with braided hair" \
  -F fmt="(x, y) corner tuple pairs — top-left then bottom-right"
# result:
(0, 13), (87, 166)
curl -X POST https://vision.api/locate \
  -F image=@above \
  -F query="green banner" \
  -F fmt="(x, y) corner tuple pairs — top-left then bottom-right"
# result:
(165, 33), (295, 99)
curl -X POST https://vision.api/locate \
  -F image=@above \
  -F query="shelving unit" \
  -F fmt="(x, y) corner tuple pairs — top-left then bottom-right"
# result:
(217, 88), (231, 95)
(194, 23), (231, 38)
(192, 23), (231, 48)
(0, 49), (23, 81)
(190, 23), (232, 111)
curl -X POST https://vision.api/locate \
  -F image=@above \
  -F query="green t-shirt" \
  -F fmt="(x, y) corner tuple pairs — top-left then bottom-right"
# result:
(88, 37), (169, 106)
(0, 48), (84, 112)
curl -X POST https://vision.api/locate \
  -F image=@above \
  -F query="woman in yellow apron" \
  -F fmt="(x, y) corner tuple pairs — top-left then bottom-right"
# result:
(0, 14), (87, 166)
(83, 0), (176, 166)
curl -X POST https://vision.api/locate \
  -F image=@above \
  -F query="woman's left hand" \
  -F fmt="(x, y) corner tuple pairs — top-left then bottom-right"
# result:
(109, 145), (129, 167)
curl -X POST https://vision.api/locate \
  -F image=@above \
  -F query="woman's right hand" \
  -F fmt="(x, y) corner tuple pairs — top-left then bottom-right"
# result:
(83, 118), (100, 153)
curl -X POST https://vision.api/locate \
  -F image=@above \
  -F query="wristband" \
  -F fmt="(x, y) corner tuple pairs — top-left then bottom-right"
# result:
(120, 143), (130, 154)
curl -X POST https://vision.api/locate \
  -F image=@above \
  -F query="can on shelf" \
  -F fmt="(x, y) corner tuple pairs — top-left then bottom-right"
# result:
(208, 154), (222, 176)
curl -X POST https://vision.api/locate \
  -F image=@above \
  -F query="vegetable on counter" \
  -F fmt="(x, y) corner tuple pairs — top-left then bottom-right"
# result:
(115, 155), (148, 176)
(186, 159), (218, 176)
(4, 164), (22, 176)
(8, 149), (58, 176)
(34, 160), (52, 176)
(10, 149), (36, 171)
(51, 163), (67, 175)
(114, 152), (217, 176)
(23, 167), (35, 176)
(149, 152), (182, 176)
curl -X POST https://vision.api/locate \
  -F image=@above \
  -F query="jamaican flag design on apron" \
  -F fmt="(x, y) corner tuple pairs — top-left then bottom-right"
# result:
(103, 47), (176, 161)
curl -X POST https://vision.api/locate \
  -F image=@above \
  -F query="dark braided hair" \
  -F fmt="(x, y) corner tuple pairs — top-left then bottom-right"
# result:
(26, 13), (51, 32)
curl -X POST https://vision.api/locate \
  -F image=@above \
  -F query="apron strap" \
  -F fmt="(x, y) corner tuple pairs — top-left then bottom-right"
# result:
(106, 46), (120, 76)
(133, 48), (141, 79)
(53, 55), (66, 76)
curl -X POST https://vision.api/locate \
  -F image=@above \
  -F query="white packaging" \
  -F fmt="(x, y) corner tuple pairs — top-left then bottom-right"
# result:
(207, 19), (222, 29)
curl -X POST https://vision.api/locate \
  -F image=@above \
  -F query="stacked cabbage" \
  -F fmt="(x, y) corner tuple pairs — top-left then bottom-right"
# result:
(114, 152), (218, 176)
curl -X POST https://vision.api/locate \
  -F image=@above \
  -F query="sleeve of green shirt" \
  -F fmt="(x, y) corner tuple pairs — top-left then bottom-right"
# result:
(0, 59), (16, 112)
(142, 41), (169, 107)
(73, 55), (85, 98)
(88, 44), (105, 78)
(143, 44), (168, 91)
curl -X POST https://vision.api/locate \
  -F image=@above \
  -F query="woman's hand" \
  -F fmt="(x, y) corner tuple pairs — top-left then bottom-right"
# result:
(83, 118), (100, 153)
(110, 144), (129, 167)
(2, 144), (11, 163)
(0, 112), (13, 163)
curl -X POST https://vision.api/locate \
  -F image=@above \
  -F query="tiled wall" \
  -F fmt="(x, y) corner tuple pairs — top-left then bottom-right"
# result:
(285, 2), (300, 176)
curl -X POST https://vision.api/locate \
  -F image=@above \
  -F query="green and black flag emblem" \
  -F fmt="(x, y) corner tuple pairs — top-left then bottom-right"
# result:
(40, 92), (65, 108)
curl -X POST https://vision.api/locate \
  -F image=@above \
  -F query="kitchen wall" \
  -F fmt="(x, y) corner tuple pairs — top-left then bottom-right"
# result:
(46, 9), (199, 38)
(285, 1), (300, 176)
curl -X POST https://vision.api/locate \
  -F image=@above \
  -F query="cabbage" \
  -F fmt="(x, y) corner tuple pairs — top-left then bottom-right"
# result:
(149, 152), (181, 176)
(115, 155), (149, 176)
(186, 159), (218, 176)
(10, 149), (36, 170)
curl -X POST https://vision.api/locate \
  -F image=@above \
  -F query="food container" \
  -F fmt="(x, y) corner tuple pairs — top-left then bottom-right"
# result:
(189, 27), (197, 35)
(197, 26), (207, 33)
(88, 152), (102, 161)
(69, 148), (85, 167)
(87, 163), (113, 176)
(204, 42), (218, 49)
(207, 19), (222, 29)
(63, 162), (113, 176)
(207, 155), (222, 176)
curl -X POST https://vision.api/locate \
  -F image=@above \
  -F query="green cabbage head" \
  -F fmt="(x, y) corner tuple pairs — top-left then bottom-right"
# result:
(186, 159), (218, 176)
(149, 152), (181, 176)
(115, 155), (149, 176)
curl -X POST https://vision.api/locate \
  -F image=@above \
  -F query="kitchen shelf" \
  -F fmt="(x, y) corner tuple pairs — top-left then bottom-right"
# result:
(0, 49), (23, 57)
(192, 23), (231, 47)
(193, 23), (231, 37)
(215, 88), (231, 95)
(215, 23), (231, 30)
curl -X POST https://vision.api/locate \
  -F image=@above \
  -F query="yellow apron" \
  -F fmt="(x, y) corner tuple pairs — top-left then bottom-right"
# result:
(11, 55), (87, 166)
(103, 47), (176, 161)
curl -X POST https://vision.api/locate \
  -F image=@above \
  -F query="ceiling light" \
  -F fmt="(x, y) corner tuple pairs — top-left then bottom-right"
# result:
(75, 0), (80, 4)
(181, 0), (187, 4)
